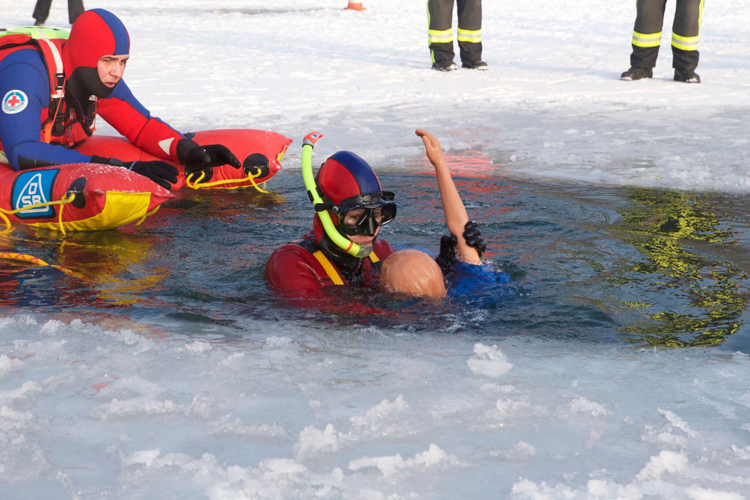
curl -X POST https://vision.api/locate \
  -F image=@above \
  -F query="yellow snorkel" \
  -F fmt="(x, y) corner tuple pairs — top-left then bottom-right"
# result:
(301, 132), (371, 258)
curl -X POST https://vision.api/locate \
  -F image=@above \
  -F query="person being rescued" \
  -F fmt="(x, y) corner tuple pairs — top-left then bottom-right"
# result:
(0, 9), (240, 190)
(380, 129), (507, 301)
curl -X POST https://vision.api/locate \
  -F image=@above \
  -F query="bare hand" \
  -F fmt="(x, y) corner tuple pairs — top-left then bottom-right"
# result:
(415, 129), (445, 168)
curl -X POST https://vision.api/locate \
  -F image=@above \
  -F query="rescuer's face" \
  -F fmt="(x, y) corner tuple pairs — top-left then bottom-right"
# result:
(347, 226), (380, 246)
(97, 54), (129, 88)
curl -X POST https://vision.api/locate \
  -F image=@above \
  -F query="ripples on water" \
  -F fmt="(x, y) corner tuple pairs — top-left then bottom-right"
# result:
(1, 157), (749, 352)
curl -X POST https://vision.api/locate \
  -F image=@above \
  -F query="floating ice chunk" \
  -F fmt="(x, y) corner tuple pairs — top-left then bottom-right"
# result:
(185, 341), (212, 353)
(220, 352), (244, 368)
(90, 377), (180, 420)
(642, 409), (699, 447)
(659, 409), (699, 438)
(0, 355), (24, 378)
(266, 336), (294, 348)
(569, 397), (611, 418)
(731, 445), (750, 460)
(686, 486), (745, 500)
(481, 383), (516, 394)
(511, 478), (576, 499)
(490, 441), (537, 461)
(586, 479), (643, 500)
(347, 395), (412, 439)
(212, 418), (290, 439)
(294, 424), (339, 460)
(122, 449), (161, 467)
(348, 444), (460, 478)
(468, 343), (513, 378)
(93, 398), (179, 420)
(0, 381), (42, 404)
(40, 319), (63, 336)
(486, 395), (549, 422)
(109, 329), (156, 353)
(636, 450), (689, 480)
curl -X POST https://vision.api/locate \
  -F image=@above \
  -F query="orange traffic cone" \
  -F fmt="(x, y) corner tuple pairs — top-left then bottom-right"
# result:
(344, 1), (365, 11)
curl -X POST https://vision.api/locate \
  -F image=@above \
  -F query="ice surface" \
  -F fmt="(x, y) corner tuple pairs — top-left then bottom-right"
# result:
(1, 315), (749, 498)
(2, 0), (750, 497)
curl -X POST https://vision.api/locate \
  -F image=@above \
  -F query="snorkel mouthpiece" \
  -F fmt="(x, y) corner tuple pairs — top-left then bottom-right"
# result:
(301, 132), (370, 259)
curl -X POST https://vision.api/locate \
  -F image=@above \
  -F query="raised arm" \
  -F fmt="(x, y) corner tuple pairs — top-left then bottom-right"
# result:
(416, 129), (482, 265)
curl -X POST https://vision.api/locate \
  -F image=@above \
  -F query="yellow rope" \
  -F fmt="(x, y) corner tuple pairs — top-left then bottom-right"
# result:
(135, 205), (161, 226)
(0, 251), (84, 279)
(186, 169), (269, 193)
(0, 192), (76, 236)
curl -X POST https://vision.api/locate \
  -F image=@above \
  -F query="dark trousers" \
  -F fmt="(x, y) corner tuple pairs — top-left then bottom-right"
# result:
(33, 0), (85, 25)
(630, 0), (704, 71)
(428, 0), (482, 65)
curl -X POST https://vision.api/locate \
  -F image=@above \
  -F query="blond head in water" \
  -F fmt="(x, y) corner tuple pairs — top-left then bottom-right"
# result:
(380, 249), (447, 299)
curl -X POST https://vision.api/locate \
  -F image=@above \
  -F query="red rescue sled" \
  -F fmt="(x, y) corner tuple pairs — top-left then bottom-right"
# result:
(0, 129), (291, 233)
(0, 162), (173, 233)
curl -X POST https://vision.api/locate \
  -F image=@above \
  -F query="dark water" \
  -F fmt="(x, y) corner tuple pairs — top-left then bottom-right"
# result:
(2, 164), (749, 352)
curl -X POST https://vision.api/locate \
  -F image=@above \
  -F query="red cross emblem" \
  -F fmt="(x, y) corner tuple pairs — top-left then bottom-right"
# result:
(2, 90), (28, 114)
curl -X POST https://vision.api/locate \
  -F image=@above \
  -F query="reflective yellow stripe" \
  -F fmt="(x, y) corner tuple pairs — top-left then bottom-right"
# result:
(428, 28), (453, 44)
(671, 32), (699, 51)
(632, 30), (662, 48)
(369, 250), (380, 263)
(313, 250), (344, 285)
(457, 28), (481, 43)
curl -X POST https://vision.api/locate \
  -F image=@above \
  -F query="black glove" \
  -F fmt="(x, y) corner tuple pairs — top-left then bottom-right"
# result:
(90, 155), (178, 190)
(127, 161), (179, 190)
(435, 234), (458, 272)
(463, 220), (486, 257)
(177, 139), (241, 181)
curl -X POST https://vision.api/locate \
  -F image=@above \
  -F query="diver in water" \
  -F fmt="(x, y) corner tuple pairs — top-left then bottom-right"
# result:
(266, 130), (494, 304)
(380, 129), (506, 300)
(265, 132), (397, 295)
(0, 9), (240, 189)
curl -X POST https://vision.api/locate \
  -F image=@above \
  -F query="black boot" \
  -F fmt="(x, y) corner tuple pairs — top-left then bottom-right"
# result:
(462, 61), (488, 71)
(620, 67), (653, 81)
(674, 69), (700, 83)
(432, 61), (458, 72)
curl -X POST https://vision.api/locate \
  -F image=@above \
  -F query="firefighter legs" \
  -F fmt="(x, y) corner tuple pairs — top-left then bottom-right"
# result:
(671, 0), (703, 72)
(428, 0), (456, 67)
(630, 0), (668, 69)
(68, 0), (85, 24)
(32, 0), (86, 25)
(32, 0), (53, 24)
(457, 0), (483, 66)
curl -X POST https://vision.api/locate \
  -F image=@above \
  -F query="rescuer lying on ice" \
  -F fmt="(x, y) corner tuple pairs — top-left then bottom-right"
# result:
(0, 9), (240, 190)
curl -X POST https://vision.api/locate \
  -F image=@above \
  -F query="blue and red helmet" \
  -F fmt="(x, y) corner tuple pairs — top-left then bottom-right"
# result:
(62, 9), (130, 98)
(315, 151), (396, 238)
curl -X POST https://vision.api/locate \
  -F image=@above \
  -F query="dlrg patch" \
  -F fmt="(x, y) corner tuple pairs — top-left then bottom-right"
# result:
(11, 169), (59, 218)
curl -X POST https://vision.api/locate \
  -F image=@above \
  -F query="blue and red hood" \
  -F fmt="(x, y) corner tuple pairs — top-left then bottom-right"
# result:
(62, 9), (130, 98)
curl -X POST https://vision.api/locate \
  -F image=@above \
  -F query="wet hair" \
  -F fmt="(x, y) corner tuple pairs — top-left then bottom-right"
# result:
(380, 249), (447, 299)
